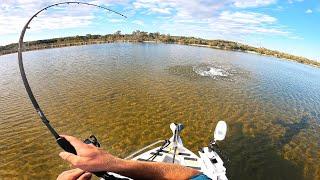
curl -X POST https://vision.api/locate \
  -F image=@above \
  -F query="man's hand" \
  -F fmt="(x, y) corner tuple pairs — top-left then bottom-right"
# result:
(58, 135), (199, 180)
(58, 135), (122, 172)
(57, 168), (92, 180)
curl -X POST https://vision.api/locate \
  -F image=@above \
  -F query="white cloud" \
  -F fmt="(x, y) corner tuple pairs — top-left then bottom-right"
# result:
(109, 18), (125, 23)
(0, 0), (299, 46)
(132, 20), (144, 26)
(305, 9), (312, 14)
(133, 1), (172, 14)
(219, 11), (277, 24)
(215, 11), (287, 36)
(0, 0), (123, 36)
(130, 0), (296, 43)
(0, 14), (94, 35)
(233, 0), (277, 8)
(140, 0), (292, 40)
(157, 8), (295, 45)
(150, 7), (172, 14)
(133, 0), (231, 18)
(288, 0), (304, 4)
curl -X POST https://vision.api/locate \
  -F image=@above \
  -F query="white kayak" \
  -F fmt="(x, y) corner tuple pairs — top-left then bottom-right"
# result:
(120, 121), (228, 180)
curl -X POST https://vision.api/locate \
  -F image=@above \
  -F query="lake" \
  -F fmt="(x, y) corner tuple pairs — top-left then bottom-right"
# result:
(0, 43), (319, 179)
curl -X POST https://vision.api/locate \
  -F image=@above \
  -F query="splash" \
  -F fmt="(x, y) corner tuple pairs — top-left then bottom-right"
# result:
(193, 65), (229, 78)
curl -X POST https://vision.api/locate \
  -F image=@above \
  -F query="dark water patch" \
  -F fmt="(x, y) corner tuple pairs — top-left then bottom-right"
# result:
(221, 122), (304, 180)
(275, 116), (310, 148)
(310, 111), (320, 122)
(168, 65), (200, 79)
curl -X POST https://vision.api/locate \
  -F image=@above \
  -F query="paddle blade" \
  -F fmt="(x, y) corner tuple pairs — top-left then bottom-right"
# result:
(214, 121), (227, 141)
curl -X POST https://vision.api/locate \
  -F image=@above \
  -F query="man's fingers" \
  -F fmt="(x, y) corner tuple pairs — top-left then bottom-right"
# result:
(59, 152), (83, 167)
(78, 172), (92, 180)
(60, 135), (87, 149)
(56, 168), (85, 180)
(65, 168), (85, 175)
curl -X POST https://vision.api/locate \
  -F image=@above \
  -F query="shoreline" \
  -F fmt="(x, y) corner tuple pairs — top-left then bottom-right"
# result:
(1, 39), (319, 69)
(186, 43), (320, 68)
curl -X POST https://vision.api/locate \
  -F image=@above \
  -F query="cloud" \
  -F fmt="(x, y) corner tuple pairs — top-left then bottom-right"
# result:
(109, 18), (125, 23)
(305, 9), (312, 14)
(0, 0), (123, 36)
(133, 0), (232, 18)
(144, 0), (292, 41)
(218, 11), (277, 24)
(157, 7), (299, 47)
(150, 7), (172, 14)
(130, 0), (295, 42)
(132, 20), (144, 26)
(233, 0), (277, 8)
(0, 0), (299, 46)
(133, 1), (172, 14)
(288, 0), (304, 4)
(0, 14), (94, 36)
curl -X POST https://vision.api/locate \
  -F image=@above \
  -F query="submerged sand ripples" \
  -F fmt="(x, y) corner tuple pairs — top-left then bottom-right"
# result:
(0, 43), (319, 179)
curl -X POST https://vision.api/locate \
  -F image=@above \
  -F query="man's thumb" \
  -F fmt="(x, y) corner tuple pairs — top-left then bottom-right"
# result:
(59, 152), (82, 166)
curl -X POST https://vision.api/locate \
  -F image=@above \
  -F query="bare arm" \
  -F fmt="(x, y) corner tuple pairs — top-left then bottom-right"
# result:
(58, 135), (199, 180)
(113, 159), (198, 180)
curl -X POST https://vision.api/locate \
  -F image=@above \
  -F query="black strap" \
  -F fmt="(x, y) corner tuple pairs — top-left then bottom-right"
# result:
(147, 140), (170, 161)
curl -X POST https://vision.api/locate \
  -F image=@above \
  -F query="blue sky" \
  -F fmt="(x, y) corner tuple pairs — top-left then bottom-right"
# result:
(0, 0), (319, 61)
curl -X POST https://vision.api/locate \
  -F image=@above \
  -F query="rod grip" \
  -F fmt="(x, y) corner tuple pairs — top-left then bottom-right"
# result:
(57, 137), (77, 155)
(57, 137), (118, 179)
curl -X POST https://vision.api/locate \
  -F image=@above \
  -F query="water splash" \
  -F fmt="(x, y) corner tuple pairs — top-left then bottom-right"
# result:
(168, 64), (240, 81)
(193, 65), (229, 78)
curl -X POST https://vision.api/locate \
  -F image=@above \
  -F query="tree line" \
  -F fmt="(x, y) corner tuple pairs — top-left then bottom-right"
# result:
(1, 30), (319, 67)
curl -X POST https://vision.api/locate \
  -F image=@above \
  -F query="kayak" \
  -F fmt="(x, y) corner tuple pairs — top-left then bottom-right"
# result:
(122, 122), (228, 180)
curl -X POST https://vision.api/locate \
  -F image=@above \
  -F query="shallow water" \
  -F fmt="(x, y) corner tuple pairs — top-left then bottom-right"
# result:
(0, 43), (319, 179)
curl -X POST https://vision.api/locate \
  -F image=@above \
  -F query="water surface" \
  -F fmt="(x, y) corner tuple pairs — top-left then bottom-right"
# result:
(0, 43), (319, 179)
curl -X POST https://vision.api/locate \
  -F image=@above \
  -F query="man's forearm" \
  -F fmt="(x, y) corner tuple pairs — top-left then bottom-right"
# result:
(110, 159), (199, 180)
(58, 135), (200, 179)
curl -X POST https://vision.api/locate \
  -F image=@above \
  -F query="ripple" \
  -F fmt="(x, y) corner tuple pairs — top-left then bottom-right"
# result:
(0, 43), (319, 179)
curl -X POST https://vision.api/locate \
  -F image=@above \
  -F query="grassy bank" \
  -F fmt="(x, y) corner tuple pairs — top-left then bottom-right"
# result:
(1, 30), (319, 68)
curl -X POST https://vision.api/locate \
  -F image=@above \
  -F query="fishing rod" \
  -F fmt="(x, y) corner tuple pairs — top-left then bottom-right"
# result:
(18, 2), (126, 179)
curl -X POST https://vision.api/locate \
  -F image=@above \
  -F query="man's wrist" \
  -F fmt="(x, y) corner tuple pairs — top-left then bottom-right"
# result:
(106, 158), (138, 176)
(102, 154), (128, 173)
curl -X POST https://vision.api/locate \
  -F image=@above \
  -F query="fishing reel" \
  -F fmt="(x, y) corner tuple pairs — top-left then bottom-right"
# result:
(56, 135), (101, 155)
(83, 135), (125, 179)
(84, 135), (101, 147)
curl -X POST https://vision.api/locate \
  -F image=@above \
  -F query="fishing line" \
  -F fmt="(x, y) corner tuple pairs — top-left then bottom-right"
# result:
(18, 1), (126, 179)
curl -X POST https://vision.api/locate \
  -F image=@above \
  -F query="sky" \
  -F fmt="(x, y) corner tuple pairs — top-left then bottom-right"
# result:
(0, 0), (319, 61)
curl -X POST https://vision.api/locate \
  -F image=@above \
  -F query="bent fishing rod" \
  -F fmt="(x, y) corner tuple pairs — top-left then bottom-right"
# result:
(18, 2), (126, 179)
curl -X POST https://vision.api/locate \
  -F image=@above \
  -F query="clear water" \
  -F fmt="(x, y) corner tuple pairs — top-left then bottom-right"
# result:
(0, 43), (319, 179)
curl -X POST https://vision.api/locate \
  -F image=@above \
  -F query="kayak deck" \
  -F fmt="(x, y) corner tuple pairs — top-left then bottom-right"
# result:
(132, 144), (203, 170)
(114, 123), (228, 180)
(127, 141), (228, 180)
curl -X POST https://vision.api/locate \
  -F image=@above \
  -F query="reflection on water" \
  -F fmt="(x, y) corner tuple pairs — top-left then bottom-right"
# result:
(0, 43), (319, 179)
